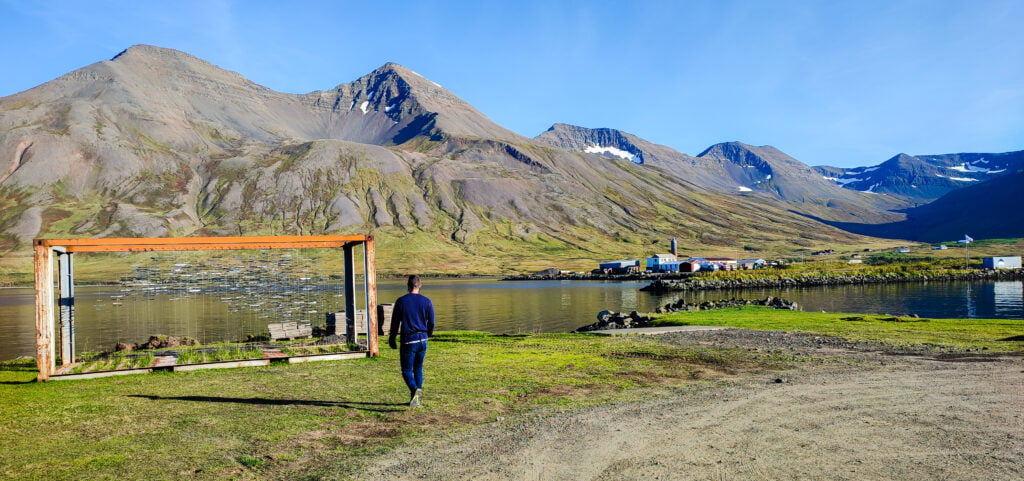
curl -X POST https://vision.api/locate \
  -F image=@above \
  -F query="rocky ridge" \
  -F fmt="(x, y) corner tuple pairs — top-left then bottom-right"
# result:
(814, 150), (1024, 202)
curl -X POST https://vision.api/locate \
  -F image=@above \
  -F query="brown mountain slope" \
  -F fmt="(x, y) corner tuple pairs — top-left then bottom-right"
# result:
(0, 45), (885, 273)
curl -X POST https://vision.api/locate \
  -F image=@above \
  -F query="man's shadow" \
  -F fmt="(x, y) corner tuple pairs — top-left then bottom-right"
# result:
(128, 394), (406, 413)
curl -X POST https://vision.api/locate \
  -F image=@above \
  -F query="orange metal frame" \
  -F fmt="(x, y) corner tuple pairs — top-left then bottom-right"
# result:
(33, 235), (378, 381)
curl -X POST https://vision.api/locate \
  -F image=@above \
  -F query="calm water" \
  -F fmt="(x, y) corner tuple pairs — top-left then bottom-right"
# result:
(0, 278), (1021, 360)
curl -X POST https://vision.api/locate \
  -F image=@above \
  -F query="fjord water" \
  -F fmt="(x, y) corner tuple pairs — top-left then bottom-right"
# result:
(0, 279), (1021, 360)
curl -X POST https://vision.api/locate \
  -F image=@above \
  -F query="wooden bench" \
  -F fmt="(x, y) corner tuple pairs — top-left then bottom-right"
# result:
(326, 304), (395, 337)
(268, 322), (313, 340)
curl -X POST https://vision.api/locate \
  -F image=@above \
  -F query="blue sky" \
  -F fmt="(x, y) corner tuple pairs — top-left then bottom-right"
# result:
(1, 0), (1021, 168)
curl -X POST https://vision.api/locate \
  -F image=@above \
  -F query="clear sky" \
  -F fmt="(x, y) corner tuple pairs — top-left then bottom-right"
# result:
(1, 0), (1022, 167)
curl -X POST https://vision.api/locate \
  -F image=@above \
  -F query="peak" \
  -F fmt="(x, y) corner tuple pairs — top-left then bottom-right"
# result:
(698, 141), (748, 157)
(543, 123), (629, 135)
(375, 62), (408, 73)
(111, 44), (194, 61)
(368, 63), (437, 83)
(698, 141), (783, 157)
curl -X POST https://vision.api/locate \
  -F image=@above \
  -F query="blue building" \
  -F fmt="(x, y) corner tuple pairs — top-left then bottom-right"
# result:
(598, 260), (640, 274)
(646, 254), (680, 272)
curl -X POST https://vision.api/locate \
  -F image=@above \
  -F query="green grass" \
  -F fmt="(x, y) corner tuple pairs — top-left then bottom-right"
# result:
(652, 306), (1024, 352)
(0, 331), (782, 481)
(175, 346), (264, 365)
(69, 352), (156, 374)
(279, 344), (350, 357)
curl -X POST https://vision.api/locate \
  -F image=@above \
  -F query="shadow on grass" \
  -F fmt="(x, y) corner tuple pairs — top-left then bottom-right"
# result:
(128, 394), (407, 413)
(0, 360), (38, 384)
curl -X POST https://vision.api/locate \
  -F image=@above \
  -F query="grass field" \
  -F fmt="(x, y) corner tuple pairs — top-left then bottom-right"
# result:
(652, 306), (1024, 352)
(2, 310), (1022, 480)
(0, 331), (790, 481)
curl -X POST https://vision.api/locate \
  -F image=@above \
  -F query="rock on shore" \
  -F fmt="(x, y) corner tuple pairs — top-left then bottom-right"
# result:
(575, 297), (799, 332)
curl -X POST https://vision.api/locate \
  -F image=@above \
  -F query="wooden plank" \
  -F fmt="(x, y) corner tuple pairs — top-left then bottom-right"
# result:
(365, 235), (379, 356)
(36, 235), (368, 247)
(34, 244), (54, 381)
(151, 356), (177, 368)
(287, 352), (367, 364)
(173, 359), (270, 371)
(34, 234), (371, 253)
(63, 241), (351, 253)
(49, 368), (152, 381)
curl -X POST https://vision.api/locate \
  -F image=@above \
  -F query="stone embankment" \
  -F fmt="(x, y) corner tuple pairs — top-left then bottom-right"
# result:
(574, 297), (799, 332)
(504, 272), (694, 282)
(640, 269), (1024, 293)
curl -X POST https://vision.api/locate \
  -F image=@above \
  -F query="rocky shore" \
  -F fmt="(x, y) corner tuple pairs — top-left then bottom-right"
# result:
(503, 272), (695, 282)
(640, 268), (1024, 293)
(574, 297), (799, 332)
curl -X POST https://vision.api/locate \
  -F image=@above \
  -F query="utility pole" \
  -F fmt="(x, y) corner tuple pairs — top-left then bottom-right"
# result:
(963, 234), (973, 269)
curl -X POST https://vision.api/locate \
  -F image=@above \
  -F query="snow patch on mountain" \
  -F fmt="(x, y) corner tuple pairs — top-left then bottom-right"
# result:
(937, 174), (979, 182)
(949, 162), (1005, 174)
(584, 145), (639, 163)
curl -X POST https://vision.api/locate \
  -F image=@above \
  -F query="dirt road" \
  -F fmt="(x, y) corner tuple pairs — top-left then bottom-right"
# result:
(363, 330), (1024, 480)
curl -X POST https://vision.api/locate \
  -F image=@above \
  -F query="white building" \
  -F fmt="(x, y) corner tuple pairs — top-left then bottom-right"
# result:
(982, 256), (1022, 269)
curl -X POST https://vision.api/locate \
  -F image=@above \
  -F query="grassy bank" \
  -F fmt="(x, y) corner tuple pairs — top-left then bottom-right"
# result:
(0, 331), (791, 481)
(652, 306), (1024, 352)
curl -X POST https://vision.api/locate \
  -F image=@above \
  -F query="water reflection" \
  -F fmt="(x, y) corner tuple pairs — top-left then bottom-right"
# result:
(993, 281), (1023, 316)
(1, 279), (1021, 361)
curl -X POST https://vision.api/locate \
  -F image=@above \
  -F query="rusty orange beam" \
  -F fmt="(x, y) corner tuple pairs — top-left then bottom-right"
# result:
(60, 242), (355, 253)
(36, 235), (370, 253)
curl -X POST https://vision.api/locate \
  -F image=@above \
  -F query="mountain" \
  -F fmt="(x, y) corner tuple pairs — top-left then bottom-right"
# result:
(0, 45), (877, 272)
(695, 142), (913, 223)
(536, 126), (908, 223)
(821, 168), (1024, 242)
(535, 123), (726, 187)
(814, 151), (1024, 203)
(304, 61), (523, 145)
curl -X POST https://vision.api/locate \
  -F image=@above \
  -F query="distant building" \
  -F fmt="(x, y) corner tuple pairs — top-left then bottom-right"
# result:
(679, 261), (701, 272)
(598, 260), (640, 274)
(703, 257), (737, 271)
(736, 258), (766, 269)
(932, 245), (948, 250)
(982, 256), (1022, 269)
(646, 253), (679, 272)
(848, 259), (863, 264)
(897, 248), (911, 253)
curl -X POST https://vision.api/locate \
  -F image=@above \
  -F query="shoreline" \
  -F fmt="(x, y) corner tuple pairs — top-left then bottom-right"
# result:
(641, 268), (1024, 292)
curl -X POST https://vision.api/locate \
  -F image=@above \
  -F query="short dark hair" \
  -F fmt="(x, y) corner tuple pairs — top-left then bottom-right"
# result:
(407, 275), (422, 292)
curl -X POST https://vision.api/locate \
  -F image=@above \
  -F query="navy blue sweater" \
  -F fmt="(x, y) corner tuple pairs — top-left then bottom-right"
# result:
(389, 293), (435, 344)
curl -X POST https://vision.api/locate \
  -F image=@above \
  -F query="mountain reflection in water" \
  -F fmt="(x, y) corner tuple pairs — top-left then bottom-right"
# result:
(0, 279), (1020, 360)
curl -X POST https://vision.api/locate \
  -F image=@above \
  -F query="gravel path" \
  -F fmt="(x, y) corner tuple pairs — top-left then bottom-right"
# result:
(362, 329), (1024, 481)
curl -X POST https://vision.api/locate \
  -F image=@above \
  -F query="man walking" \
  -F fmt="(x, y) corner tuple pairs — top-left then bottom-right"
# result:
(388, 275), (434, 408)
